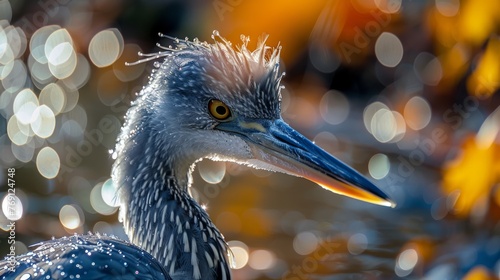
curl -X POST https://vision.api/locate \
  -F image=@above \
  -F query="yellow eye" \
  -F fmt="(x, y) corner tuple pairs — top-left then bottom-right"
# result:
(208, 99), (231, 120)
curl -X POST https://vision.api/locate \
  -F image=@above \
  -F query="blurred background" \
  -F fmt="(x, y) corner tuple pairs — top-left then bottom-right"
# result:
(0, 0), (499, 279)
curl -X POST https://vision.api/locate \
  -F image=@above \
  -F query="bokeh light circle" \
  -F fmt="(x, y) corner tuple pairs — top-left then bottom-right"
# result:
(43, 28), (77, 79)
(347, 233), (368, 255)
(101, 178), (120, 207)
(0, 43), (14, 66)
(370, 108), (406, 143)
(90, 182), (118, 215)
(371, 108), (396, 142)
(30, 25), (60, 64)
(248, 249), (276, 270)
(0, 0), (12, 22)
(13, 88), (39, 125)
(404, 96), (432, 130)
(375, 32), (403, 67)
(44, 28), (73, 60)
(48, 42), (77, 79)
(31, 105), (56, 138)
(363, 101), (389, 134)
(395, 248), (419, 277)
(2, 26), (27, 60)
(293, 231), (319, 255)
(36, 146), (60, 179)
(228, 240), (249, 269)
(39, 83), (66, 115)
(28, 53), (55, 86)
(368, 153), (390, 179)
(2, 194), (23, 221)
(7, 115), (30, 145)
(319, 90), (350, 125)
(89, 29), (124, 68)
(59, 204), (84, 230)
(1, 59), (27, 93)
(374, 0), (402, 14)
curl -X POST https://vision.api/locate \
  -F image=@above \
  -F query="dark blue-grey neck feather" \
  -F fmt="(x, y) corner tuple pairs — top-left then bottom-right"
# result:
(112, 35), (282, 280)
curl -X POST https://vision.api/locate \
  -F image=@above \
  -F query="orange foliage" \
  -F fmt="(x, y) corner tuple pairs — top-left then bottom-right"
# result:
(463, 266), (495, 280)
(467, 38), (500, 98)
(442, 136), (500, 217)
(428, 0), (500, 96)
(207, 0), (397, 65)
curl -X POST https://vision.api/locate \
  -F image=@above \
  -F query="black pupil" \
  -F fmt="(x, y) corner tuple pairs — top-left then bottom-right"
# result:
(216, 106), (227, 116)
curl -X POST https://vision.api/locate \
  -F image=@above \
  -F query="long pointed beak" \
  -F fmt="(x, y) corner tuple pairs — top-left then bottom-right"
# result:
(216, 118), (395, 208)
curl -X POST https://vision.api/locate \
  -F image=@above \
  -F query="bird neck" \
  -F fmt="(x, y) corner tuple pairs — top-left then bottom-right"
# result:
(123, 166), (231, 279)
(116, 127), (231, 279)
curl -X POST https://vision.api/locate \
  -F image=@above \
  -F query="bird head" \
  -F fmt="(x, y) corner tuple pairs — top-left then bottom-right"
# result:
(123, 32), (395, 208)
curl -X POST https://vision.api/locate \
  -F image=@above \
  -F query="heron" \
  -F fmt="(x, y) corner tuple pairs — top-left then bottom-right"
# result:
(1, 31), (394, 280)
